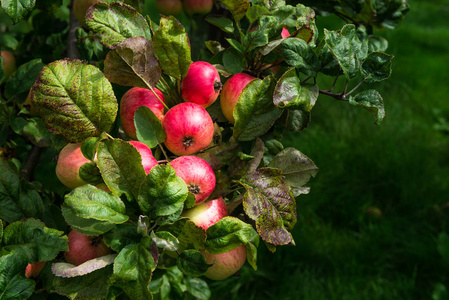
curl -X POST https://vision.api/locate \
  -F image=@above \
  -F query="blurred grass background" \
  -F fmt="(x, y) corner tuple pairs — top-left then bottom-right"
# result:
(210, 0), (449, 299)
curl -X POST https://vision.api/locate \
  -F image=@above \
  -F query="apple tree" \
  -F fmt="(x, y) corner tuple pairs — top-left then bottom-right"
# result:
(0, 0), (409, 299)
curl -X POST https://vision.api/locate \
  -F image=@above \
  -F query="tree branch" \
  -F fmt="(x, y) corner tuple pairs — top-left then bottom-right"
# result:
(20, 145), (42, 181)
(67, 0), (81, 59)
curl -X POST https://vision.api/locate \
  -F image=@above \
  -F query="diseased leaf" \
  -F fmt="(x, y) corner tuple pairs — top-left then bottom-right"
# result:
(153, 16), (191, 81)
(218, 0), (250, 21)
(1, 0), (35, 23)
(239, 168), (296, 245)
(273, 68), (319, 110)
(177, 249), (211, 277)
(361, 52), (393, 83)
(268, 147), (318, 187)
(151, 231), (179, 252)
(234, 76), (282, 142)
(61, 185), (128, 235)
(97, 139), (146, 200)
(349, 90), (385, 125)
(31, 59), (118, 143)
(1, 219), (68, 263)
(0, 159), (44, 223)
(137, 164), (188, 218)
(52, 254), (116, 278)
(85, 2), (151, 48)
(104, 36), (162, 89)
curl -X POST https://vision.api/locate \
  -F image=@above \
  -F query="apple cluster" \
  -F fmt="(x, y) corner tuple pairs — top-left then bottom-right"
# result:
(54, 61), (251, 280)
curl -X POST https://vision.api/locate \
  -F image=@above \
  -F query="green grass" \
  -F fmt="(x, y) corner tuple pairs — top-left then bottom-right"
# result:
(210, 0), (449, 299)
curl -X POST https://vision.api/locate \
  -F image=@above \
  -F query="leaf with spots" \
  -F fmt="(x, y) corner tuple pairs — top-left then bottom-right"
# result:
(31, 59), (118, 143)
(238, 168), (296, 245)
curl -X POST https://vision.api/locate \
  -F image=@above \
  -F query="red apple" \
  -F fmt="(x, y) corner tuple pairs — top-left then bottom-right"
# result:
(183, 0), (214, 15)
(182, 197), (247, 280)
(163, 102), (214, 155)
(73, 0), (101, 25)
(25, 262), (46, 278)
(220, 73), (256, 124)
(1, 50), (16, 80)
(56, 143), (90, 189)
(181, 61), (222, 108)
(181, 197), (227, 229)
(128, 141), (158, 174)
(170, 156), (216, 205)
(64, 230), (111, 266)
(120, 87), (166, 140)
(156, 0), (183, 15)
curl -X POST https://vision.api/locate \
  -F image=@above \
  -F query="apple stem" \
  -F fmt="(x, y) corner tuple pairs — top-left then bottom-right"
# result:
(158, 143), (169, 161)
(145, 83), (169, 111)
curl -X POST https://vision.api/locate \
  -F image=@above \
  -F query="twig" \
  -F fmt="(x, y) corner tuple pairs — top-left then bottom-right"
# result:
(20, 145), (42, 181)
(67, 0), (81, 59)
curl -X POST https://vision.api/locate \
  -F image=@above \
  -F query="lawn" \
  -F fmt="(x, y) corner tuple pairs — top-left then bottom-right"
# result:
(210, 1), (449, 299)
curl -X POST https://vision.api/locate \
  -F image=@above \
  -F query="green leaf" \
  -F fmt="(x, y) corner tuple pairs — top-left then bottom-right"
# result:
(0, 253), (35, 299)
(62, 185), (128, 235)
(0, 221), (3, 241)
(239, 168), (296, 245)
(185, 277), (211, 300)
(9, 116), (52, 147)
(177, 249), (211, 277)
(0, 57), (5, 84)
(349, 90), (385, 125)
(134, 106), (166, 149)
(234, 76), (282, 142)
(1, 219), (68, 263)
(97, 139), (146, 200)
(361, 52), (393, 83)
(205, 216), (259, 254)
(153, 16), (191, 81)
(0, 159), (44, 223)
(85, 2), (151, 48)
(81, 134), (107, 161)
(242, 29), (269, 52)
(222, 48), (246, 74)
(368, 35), (388, 53)
(103, 36), (162, 89)
(218, 0), (250, 21)
(245, 5), (270, 23)
(4, 59), (44, 103)
(205, 16), (234, 34)
(1, 0), (35, 24)
(103, 223), (142, 252)
(273, 68), (319, 110)
(160, 219), (206, 250)
(151, 231), (179, 252)
(113, 241), (155, 299)
(79, 162), (103, 186)
(226, 38), (244, 54)
(324, 24), (368, 79)
(438, 233), (449, 264)
(282, 38), (319, 76)
(137, 164), (188, 218)
(53, 265), (113, 300)
(268, 147), (318, 188)
(31, 59), (118, 143)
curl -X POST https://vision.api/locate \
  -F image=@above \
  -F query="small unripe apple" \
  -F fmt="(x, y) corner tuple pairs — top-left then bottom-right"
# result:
(181, 197), (227, 229)
(163, 102), (214, 155)
(170, 156), (216, 205)
(25, 261), (46, 278)
(120, 87), (166, 140)
(183, 0), (214, 15)
(56, 143), (90, 189)
(156, 0), (183, 15)
(73, 0), (101, 25)
(128, 141), (158, 174)
(64, 229), (111, 266)
(220, 73), (256, 124)
(181, 61), (222, 108)
(1, 50), (16, 80)
(182, 197), (247, 280)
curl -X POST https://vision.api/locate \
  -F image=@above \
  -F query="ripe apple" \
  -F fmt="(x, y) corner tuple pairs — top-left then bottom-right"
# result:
(156, 0), (183, 15)
(183, 0), (214, 15)
(220, 73), (256, 124)
(181, 197), (227, 229)
(25, 262), (46, 278)
(170, 156), (216, 205)
(181, 61), (222, 108)
(64, 229), (111, 266)
(163, 102), (214, 155)
(182, 197), (247, 280)
(56, 143), (90, 189)
(120, 87), (166, 140)
(128, 140), (158, 174)
(1, 50), (16, 80)
(73, 0), (101, 25)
